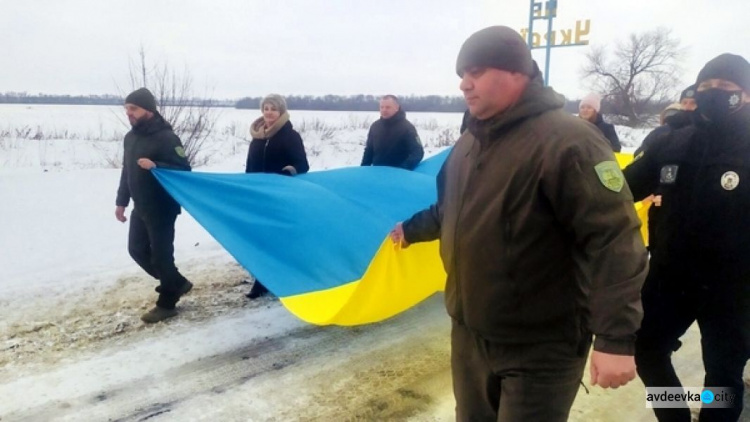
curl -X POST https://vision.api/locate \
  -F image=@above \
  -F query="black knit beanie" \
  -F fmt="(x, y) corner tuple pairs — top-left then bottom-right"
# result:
(125, 88), (158, 113)
(695, 53), (750, 92)
(679, 84), (696, 101)
(456, 26), (534, 77)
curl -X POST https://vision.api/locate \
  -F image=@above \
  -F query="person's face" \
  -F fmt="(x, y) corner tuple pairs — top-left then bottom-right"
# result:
(262, 103), (281, 127)
(460, 67), (528, 120)
(578, 104), (597, 122)
(379, 98), (399, 119)
(680, 97), (697, 111)
(125, 104), (152, 126)
(697, 78), (750, 103)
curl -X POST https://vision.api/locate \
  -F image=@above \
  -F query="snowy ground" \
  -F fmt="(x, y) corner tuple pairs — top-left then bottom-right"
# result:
(1, 105), (745, 421)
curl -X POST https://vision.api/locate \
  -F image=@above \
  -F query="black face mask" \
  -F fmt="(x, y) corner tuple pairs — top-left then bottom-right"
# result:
(695, 88), (745, 123)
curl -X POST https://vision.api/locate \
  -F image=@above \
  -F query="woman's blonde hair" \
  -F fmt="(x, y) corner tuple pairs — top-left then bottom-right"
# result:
(261, 94), (287, 114)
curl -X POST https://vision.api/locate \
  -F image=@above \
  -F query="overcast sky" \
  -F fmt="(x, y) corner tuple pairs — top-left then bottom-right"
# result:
(3, 0), (749, 100)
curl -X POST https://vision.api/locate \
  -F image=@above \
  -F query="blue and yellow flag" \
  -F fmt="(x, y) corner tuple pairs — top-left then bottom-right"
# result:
(153, 150), (450, 326)
(153, 149), (647, 326)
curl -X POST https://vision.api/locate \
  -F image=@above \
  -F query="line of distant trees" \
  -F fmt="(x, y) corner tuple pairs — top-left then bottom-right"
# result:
(1, 92), (646, 118)
(0, 93), (234, 107)
(1, 92), (471, 112)
(0, 93), (124, 106)
(235, 94), (468, 112)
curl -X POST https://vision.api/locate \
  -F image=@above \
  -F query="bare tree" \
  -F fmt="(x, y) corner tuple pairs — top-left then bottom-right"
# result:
(120, 45), (218, 166)
(581, 28), (684, 126)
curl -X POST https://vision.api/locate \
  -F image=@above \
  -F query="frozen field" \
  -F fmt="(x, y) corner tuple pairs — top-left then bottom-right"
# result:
(1, 104), (741, 421)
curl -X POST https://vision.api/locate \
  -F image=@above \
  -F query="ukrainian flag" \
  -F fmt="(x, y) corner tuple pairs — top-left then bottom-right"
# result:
(153, 150), (449, 326)
(153, 149), (646, 326)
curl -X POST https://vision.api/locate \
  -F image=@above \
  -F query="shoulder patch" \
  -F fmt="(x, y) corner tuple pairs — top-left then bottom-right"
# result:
(660, 165), (678, 184)
(594, 161), (624, 193)
(175, 146), (186, 157)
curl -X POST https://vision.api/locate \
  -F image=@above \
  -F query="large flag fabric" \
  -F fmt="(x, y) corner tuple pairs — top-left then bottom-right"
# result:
(153, 150), (450, 326)
(153, 149), (647, 326)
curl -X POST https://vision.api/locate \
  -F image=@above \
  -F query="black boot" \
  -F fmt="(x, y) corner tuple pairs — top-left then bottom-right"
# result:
(246, 280), (269, 299)
(179, 280), (193, 296)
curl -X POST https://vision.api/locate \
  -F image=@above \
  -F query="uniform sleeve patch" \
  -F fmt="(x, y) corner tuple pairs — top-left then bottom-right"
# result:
(594, 161), (625, 193)
(175, 146), (187, 157)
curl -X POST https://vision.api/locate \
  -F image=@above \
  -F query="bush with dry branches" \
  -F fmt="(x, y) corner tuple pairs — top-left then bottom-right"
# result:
(581, 28), (685, 126)
(119, 46), (217, 166)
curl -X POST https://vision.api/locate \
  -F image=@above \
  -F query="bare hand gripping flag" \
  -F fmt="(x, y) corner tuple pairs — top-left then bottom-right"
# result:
(153, 149), (647, 326)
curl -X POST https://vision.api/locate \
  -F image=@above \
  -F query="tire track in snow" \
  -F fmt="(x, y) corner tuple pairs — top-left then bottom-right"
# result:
(1, 296), (452, 421)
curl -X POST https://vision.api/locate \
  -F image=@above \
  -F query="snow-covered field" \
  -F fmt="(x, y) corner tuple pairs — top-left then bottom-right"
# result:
(0, 104), (739, 421)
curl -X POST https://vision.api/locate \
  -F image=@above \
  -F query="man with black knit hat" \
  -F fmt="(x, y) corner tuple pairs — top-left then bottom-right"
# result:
(625, 53), (750, 421)
(389, 26), (648, 421)
(116, 87), (193, 323)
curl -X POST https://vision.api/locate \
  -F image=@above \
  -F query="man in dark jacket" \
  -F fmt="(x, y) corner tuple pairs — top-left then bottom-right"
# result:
(390, 26), (648, 421)
(579, 92), (622, 152)
(115, 88), (193, 324)
(360, 95), (424, 170)
(624, 53), (750, 422)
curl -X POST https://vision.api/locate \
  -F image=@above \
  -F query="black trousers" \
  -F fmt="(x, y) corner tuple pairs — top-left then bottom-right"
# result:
(451, 319), (589, 421)
(635, 271), (750, 422)
(128, 208), (188, 309)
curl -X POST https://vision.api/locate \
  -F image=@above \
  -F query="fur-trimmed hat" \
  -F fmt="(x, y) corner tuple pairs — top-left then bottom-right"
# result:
(261, 94), (287, 115)
(580, 93), (601, 113)
(696, 53), (750, 92)
(456, 26), (534, 77)
(124, 88), (158, 113)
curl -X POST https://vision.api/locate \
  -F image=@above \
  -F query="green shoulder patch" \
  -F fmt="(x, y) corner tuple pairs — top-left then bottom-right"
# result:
(175, 146), (186, 157)
(594, 161), (624, 193)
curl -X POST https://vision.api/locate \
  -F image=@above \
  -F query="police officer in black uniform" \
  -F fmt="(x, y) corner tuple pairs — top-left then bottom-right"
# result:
(624, 53), (750, 422)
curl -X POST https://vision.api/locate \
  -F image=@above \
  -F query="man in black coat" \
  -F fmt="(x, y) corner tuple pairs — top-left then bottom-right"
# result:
(360, 95), (424, 170)
(115, 88), (193, 323)
(624, 53), (750, 422)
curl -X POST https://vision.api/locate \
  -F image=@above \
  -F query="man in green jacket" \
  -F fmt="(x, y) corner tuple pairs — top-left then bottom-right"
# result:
(115, 88), (193, 324)
(390, 26), (649, 421)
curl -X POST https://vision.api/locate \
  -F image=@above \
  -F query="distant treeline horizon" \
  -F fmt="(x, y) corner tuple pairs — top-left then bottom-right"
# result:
(0, 92), (469, 112)
(0, 92), (598, 115)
